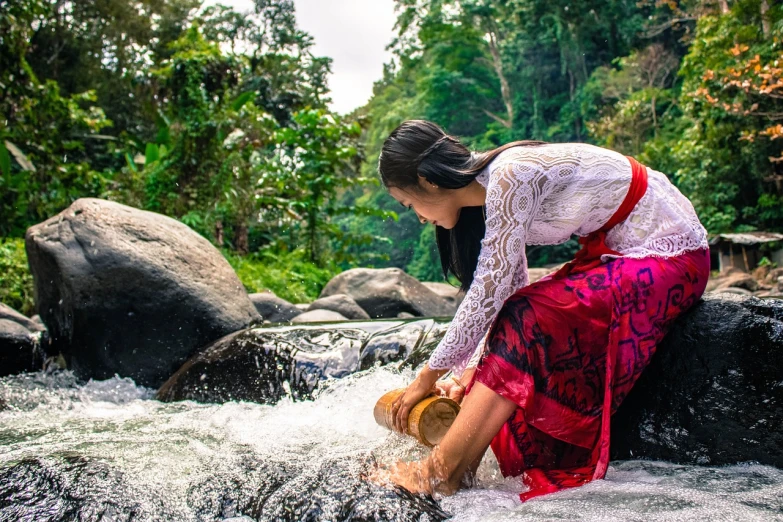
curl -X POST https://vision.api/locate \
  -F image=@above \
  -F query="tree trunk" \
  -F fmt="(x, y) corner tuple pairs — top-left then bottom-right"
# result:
(533, 82), (541, 137)
(308, 208), (318, 265)
(761, 0), (771, 37)
(718, 0), (729, 14)
(652, 95), (658, 136)
(215, 220), (224, 247)
(234, 222), (249, 255)
(569, 69), (581, 139)
(486, 25), (513, 129)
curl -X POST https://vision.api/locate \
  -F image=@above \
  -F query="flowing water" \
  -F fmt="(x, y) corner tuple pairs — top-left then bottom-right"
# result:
(1, 368), (782, 521)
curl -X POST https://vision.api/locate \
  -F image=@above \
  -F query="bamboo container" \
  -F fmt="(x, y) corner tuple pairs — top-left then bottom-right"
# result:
(374, 388), (461, 447)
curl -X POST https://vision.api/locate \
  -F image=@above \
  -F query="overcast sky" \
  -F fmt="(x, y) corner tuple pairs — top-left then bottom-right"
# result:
(204, 0), (398, 114)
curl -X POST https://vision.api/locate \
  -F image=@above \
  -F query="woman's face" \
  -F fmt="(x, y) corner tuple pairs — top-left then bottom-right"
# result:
(387, 177), (462, 229)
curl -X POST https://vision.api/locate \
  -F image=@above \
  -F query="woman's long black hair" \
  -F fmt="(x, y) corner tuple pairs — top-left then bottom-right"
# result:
(379, 120), (545, 292)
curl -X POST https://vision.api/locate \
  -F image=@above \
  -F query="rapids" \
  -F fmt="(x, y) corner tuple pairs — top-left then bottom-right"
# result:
(1, 368), (781, 521)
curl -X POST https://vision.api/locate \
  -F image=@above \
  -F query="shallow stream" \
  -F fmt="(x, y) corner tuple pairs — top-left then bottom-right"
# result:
(1, 368), (781, 521)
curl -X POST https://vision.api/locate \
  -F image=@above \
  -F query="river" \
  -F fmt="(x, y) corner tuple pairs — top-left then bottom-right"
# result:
(1, 368), (781, 521)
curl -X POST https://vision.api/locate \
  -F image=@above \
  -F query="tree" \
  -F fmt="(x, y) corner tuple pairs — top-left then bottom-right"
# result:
(672, 2), (783, 231)
(0, 0), (113, 237)
(260, 109), (381, 266)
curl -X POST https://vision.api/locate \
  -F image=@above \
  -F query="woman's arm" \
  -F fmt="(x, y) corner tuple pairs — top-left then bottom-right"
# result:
(392, 161), (548, 432)
(385, 381), (517, 495)
(427, 162), (543, 374)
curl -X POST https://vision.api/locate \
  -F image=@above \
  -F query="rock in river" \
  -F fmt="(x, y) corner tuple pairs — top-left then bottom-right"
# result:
(25, 198), (259, 387)
(0, 303), (45, 377)
(319, 268), (455, 318)
(157, 318), (447, 404)
(611, 294), (783, 468)
(249, 292), (302, 323)
(306, 293), (370, 320)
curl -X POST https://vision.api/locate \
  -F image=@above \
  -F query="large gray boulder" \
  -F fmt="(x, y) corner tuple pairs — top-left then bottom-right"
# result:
(248, 292), (302, 323)
(25, 198), (259, 387)
(320, 268), (454, 318)
(306, 294), (370, 320)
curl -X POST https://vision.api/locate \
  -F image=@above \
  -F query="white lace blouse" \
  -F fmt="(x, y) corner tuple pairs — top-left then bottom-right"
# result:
(428, 142), (709, 376)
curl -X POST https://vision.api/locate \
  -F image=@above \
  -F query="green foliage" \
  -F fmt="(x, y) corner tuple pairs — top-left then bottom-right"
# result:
(0, 239), (35, 316)
(757, 256), (777, 269)
(4, 0), (783, 301)
(259, 108), (369, 265)
(660, 4), (783, 233)
(406, 226), (444, 282)
(0, 0), (115, 237)
(354, 0), (783, 269)
(223, 248), (339, 303)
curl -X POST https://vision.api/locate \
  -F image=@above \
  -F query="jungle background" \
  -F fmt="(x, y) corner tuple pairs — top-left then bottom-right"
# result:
(2, 0), (783, 316)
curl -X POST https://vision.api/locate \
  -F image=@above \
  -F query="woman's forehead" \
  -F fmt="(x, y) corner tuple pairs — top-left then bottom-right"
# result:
(387, 186), (407, 202)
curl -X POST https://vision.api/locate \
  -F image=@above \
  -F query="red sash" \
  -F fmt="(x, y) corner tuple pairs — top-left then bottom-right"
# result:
(552, 156), (648, 280)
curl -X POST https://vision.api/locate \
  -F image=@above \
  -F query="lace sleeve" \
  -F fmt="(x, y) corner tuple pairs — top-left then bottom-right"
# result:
(428, 160), (548, 376)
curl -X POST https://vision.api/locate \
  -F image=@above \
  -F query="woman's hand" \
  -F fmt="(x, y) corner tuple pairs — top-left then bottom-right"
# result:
(392, 364), (447, 434)
(434, 378), (466, 404)
(368, 454), (458, 497)
(433, 367), (477, 405)
(391, 375), (433, 434)
(387, 460), (433, 496)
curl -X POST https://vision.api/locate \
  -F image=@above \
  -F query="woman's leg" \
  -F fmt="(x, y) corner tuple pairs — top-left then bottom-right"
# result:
(387, 382), (517, 496)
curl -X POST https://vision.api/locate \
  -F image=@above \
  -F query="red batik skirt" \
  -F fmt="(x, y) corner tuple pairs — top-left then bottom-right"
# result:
(467, 248), (710, 502)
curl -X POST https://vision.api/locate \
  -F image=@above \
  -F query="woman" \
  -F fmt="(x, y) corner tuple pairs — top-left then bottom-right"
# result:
(373, 120), (709, 501)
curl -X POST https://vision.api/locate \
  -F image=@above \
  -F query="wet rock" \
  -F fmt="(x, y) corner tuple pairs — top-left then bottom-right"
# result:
(307, 294), (370, 320)
(397, 312), (415, 319)
(29, 314), (46, 333)
(185, 456), (450, 522)
(358, 319), (447, 371)
(421, 282), (464, 312)
(25, 198), (259, 387)
(186, 461), (265, 520)
(159, 319), (442, 404)
(292, 309), (349, 323)
(249, 292), (302, 323)
(320, 268), (454, 318)
(0, 455), (162, 521)
(528, 267), (558, 283)
(0, 454), (448, 522)
(0, 303), (43, 332)
(158, 324), (371, 403)
(0, 318), (43, 377)
(612, 294), (783, 468)
(714, 272), (759, 292)
(248, 456), (450, 522)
